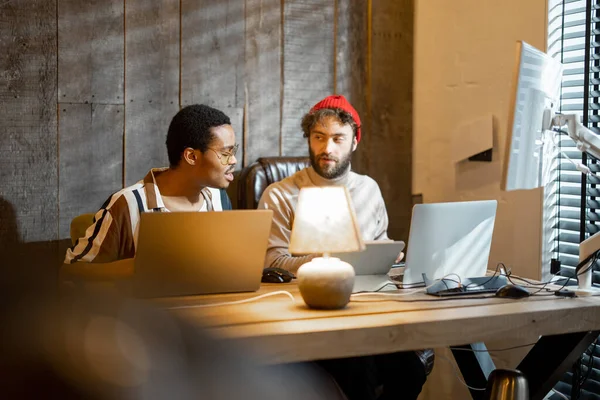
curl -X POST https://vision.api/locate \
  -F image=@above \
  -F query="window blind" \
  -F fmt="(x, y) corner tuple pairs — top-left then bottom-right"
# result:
(549, 0), (600, 287)
(548, 1), (600, 399)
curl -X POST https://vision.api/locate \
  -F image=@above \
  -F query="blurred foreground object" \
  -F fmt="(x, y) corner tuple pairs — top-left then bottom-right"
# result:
(1, 288), (343, 399)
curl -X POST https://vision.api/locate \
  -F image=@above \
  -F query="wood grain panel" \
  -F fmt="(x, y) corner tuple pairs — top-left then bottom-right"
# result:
(168, 285), (541, 328)
(58, 0), (124, 104)
(181, 0), (244, 109)
(244, 0), (282, 164)
(369, 0), (414, 242)
(125, 0), (179, 185)
(281, 0), (334, 156)
(212, 298), (596, 365)
(227, 107), (244, 171)
(162, 284), (600, 365)
(58, 103), (123, 238)
(0, 0), (58, 243)
(336, 0), (369, 172)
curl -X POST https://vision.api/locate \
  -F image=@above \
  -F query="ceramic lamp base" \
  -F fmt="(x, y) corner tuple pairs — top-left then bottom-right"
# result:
(296, 257), (355, 309)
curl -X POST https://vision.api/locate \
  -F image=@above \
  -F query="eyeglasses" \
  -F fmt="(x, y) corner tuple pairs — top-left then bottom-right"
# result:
(206, 143), (239, 165)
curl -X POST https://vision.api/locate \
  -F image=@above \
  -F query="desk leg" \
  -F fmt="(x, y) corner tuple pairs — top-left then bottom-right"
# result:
(451, 343), (495, 400)
(517, 330), (600, 400)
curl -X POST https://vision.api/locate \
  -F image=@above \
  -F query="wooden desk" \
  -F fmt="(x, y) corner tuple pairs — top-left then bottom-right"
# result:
(158, 283), (600, 400)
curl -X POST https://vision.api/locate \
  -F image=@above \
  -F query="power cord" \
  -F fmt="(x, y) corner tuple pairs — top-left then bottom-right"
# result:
(437, 354), (487, 392)
(498, 261), (578, 296)
(392, 273), (463, 290)
(166, 290), (296, 310)
(351, 293), (495, 303)
(351, 274), (483, 303)
(447, 342), (575, 399)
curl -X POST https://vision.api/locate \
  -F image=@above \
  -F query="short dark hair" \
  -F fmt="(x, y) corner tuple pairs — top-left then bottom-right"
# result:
(301, 108), (358, 139)
(166, 104), (231, 167)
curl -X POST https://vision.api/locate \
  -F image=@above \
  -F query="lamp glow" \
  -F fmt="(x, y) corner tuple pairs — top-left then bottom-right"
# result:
(290, 187), (365, 309)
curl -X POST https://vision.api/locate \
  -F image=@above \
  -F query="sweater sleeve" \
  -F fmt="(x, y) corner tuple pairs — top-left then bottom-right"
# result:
(373, 185), (390, 241)
(257, 185), (316, 274)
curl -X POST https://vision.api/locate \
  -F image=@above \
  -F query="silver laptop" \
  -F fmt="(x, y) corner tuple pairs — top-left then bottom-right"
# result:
(333, 240), (405, 292)
(133, 210), (273, 298)
(402, 200), (498, 286)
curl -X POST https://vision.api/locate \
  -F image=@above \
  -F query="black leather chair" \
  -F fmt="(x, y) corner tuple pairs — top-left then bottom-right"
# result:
(237, 156), (311, 209)
(237, 156), (435, 377)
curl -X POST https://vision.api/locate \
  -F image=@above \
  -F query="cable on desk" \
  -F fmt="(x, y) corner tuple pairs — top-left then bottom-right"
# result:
(462, 263), (504, 291)
(391, 273), (463, 290)
(354, 276), (462, 296)
(352, 274), (465, 299)
(351, 273), (494, 302)
(527, 270), (575, 296)
(499, 264), (578, 296)
(437, 354), (486, 392)
(351, 293), (495, 303)
(166, 290), (296, 310)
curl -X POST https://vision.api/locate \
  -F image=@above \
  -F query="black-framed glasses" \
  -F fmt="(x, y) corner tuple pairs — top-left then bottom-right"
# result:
(206, 143), (239, 165)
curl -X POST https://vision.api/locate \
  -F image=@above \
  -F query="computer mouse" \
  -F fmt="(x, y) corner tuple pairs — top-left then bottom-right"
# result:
(261, 267), (294, 284)
(495, 284), (530, 299)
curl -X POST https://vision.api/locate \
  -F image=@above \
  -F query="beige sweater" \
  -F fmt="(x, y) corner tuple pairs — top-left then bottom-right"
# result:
(257, 166), (389, 274)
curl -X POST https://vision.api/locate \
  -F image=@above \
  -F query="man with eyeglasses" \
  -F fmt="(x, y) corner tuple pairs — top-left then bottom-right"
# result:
(258, 95), (429, 400)
(63, 104), (238, 266)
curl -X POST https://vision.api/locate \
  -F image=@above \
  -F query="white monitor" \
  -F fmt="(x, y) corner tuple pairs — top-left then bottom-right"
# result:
(501, 41), (563, 191)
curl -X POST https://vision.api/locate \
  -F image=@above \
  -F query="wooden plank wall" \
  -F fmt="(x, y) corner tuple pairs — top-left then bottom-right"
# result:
(57, 0), (125, 238)
(369, 0), (414, 242)
(181, 0), (245, 169)
(0, 0), (63, 291)
(336, 0), (369, 172)
(0, 0), (414, 252)
(125, 0), (179, 185)
(244, 0), (282, 163)
(1, 0), (58, 243)
(281, 0), (334, 156)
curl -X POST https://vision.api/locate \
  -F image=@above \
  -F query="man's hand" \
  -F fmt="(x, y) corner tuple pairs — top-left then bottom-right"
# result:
(395, 251), (405, 264)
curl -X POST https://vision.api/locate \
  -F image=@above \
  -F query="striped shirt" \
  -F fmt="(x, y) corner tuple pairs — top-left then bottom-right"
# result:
(257, 166), (389, 274)
(64, 168), (232, 264)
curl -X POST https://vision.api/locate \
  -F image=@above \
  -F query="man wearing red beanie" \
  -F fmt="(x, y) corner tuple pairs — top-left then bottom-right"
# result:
(258, 95), (428, 400)
(259, 94), (386, 273)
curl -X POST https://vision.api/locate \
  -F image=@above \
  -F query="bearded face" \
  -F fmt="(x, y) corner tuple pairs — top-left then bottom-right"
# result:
(308, 116), (356, 180)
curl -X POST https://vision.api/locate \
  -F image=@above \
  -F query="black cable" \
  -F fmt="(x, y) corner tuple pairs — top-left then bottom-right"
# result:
(506, 274), (555, 286)
(393, 277), (462, 290)
(578, 337), (597, 394)
(463, 263), (503, 291)
(528, 270), (575, 296)
(575, 248), (600, 275)
(351, 295), (497, 303)
(393, 282), (425, 289)
(492, 262), (563, 290)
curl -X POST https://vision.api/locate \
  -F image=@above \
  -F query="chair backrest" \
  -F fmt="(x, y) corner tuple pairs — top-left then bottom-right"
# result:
(237, 157), (310, 209)
(70, 213), (95, 245)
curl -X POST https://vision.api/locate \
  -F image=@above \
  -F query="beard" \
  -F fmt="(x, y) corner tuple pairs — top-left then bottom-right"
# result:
(309, 147), (353, 179)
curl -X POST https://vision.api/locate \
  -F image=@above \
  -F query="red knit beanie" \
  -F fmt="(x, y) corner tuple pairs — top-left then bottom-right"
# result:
(309, 95), (362, 143)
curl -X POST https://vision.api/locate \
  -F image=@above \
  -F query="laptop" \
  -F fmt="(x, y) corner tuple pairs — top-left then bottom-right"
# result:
(402, 200), (498, 288)
(333, 240), (405, 292)
(133, 210), (273, 298)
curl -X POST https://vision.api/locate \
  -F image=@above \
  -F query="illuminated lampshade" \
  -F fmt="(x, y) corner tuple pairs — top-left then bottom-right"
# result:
(290, 186), (365, 309)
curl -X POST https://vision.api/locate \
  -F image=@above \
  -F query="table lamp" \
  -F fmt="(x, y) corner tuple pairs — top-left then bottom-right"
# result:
(289, 186), (365, 309)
